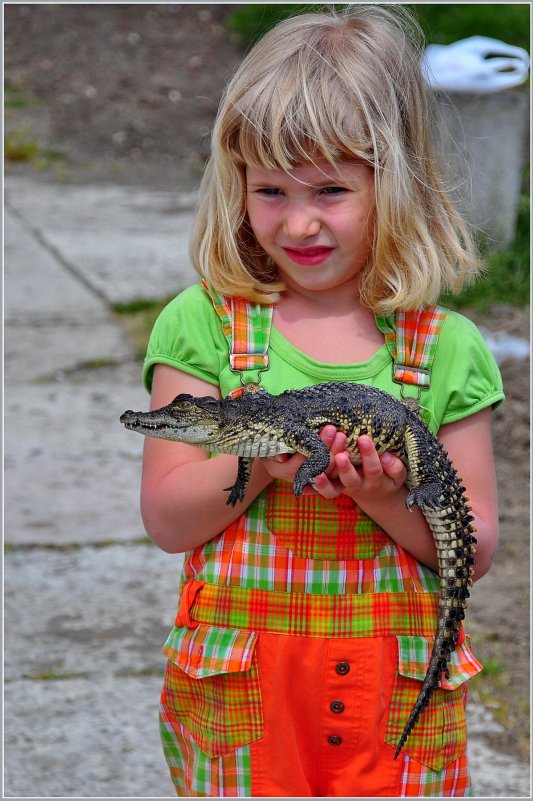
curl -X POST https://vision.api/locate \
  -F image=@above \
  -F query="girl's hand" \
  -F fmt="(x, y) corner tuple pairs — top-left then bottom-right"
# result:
(260, 425), (347, 492)
(310, 411), (500, 582)
(313, 434), (407, 505)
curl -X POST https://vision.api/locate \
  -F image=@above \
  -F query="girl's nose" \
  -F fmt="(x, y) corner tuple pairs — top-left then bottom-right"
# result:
(283, 205), (321, 240)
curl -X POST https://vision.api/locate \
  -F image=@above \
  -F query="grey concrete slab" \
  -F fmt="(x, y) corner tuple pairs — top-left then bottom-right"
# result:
(4, 543), (183, 681)
(5, 176), (198, 304)
(4, 680), (531, 799)
(467, 705), (530, 797)
(467, 703), (531, 798)
(4, 543), (181, 796)
(4, 207), (106, 322)
(4, 317), (134, 385)
(5, 363), (149, 546)
(4, 676), (175, 797)
(4, 200), (135, 385)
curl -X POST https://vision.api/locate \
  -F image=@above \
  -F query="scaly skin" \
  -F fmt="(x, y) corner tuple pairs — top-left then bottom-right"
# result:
(121, 381), (476, 758)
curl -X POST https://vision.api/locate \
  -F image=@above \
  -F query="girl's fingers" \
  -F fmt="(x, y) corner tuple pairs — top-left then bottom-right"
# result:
(331, 438), (407, 499)
(312, 470), (344, 499)
(261, 451), (305, 481)
(380, 451), (407, 485)
(357, 436), (407, 490)
(310, 428), (348, 497)
(334, 452), (362, 492)
(320, 424), (337, 445)
(357, 435), (384, 480)
(330, 431), (347, 457)
(319, 426), (346, 478)
(326, 431), (346, 480)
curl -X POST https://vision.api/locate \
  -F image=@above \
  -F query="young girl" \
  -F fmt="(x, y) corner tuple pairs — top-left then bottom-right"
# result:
(140, 6), (503, 797)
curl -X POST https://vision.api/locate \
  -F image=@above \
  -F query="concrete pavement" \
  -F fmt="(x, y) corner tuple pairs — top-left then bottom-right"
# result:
(3, 171), (530, 798)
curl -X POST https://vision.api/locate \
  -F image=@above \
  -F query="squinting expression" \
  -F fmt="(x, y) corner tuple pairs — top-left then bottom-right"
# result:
(246, 158), (375, 296)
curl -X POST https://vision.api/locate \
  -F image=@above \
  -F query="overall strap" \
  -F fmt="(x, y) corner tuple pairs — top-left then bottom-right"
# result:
(375, 306), (447, 392)
(202, 281), (273, 395)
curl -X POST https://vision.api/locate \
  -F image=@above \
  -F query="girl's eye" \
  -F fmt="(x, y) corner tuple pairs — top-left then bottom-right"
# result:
(257, 187), (283, 197)
(321, 186), (347, 195)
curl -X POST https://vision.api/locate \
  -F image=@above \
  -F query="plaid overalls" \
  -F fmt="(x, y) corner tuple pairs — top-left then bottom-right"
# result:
(159, 287), (482, 797)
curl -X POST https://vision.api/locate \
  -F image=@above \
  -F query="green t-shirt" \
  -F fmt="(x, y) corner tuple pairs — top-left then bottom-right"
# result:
(143, 283), (504, 434)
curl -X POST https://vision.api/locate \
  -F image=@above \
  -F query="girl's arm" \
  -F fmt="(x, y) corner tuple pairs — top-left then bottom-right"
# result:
(263, 408), (499, 580)
(140, 364), (273, 553)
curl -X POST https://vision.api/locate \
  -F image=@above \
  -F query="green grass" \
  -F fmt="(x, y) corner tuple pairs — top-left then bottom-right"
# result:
(4, 128), (41, 161)
(228, 4), (530, 50)
(411, 3), (530, 49)
(112, 298), (170, 315)
(22, 670), (89, 681)
(5, 537), (152, 552)
(5, 127), (65, 169)
(479, 658), (507, 679)
(4, 82), (29, 109)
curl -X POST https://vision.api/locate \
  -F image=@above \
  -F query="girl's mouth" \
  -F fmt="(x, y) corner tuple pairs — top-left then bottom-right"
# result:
(282, 246), (335, 266)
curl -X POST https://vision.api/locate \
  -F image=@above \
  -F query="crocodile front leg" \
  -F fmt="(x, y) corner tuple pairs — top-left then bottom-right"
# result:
(225, 425), (330, 505)
(225, 457), (253, 507)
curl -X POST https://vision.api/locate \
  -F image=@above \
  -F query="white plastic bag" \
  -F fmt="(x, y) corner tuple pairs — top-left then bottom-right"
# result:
(422, 36), (530, 93)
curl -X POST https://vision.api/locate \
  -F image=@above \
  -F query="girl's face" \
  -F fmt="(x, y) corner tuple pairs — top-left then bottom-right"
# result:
(245, 158), (375, 297)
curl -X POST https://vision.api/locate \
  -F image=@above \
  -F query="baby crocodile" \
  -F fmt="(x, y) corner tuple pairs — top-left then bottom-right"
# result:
(120, 381), (476, 759)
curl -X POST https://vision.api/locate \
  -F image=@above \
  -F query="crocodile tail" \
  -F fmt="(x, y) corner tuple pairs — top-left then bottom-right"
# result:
(393, 653), (443, 760)
(396, 431), (476, 759)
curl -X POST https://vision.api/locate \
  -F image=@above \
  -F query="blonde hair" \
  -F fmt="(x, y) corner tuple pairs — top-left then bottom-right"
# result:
(190, 5), (479, 314)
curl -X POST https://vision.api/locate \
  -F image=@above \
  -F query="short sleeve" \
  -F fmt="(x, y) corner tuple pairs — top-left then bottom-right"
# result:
(142, 283), (227, 393)
(431, 310), (505, 427)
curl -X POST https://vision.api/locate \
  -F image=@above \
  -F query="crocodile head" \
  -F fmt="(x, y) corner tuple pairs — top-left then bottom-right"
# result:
(120, 393), (223, 445)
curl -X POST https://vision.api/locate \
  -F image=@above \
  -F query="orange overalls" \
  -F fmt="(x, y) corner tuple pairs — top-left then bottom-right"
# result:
(159, 287), (482, 797)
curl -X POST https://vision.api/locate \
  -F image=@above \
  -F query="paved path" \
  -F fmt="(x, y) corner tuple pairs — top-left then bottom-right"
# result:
(4, 173), (530, 798)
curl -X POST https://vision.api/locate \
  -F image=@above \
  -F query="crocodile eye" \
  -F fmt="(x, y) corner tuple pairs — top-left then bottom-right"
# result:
(176, 400), (193, 410)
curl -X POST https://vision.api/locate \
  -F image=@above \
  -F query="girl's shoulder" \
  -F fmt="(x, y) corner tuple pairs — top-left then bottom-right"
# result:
(149, 283), (224, 341)
(435, 306), (501, 372)
(430, 307), (504, 425)
(438, 307), (494, 356)
(157, 282), (214, 317)
(439, 306), (481, 335)
(143, 283), (227, 392)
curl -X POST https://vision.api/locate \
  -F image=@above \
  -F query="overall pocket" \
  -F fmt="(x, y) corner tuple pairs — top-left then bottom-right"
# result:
(385, 634), (482, 771)
(161, 623), (263, 758)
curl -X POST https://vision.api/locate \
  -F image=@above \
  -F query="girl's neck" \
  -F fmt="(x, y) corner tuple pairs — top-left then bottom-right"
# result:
(273, 286), (385, 365)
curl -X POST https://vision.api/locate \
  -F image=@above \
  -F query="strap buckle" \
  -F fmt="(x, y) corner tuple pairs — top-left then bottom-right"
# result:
(392, 364), (431, 394)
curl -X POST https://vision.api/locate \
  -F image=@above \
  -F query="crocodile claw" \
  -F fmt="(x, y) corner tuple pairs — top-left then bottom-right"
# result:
(224, 484), (245, 507)
(405, 481), (443, 512)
